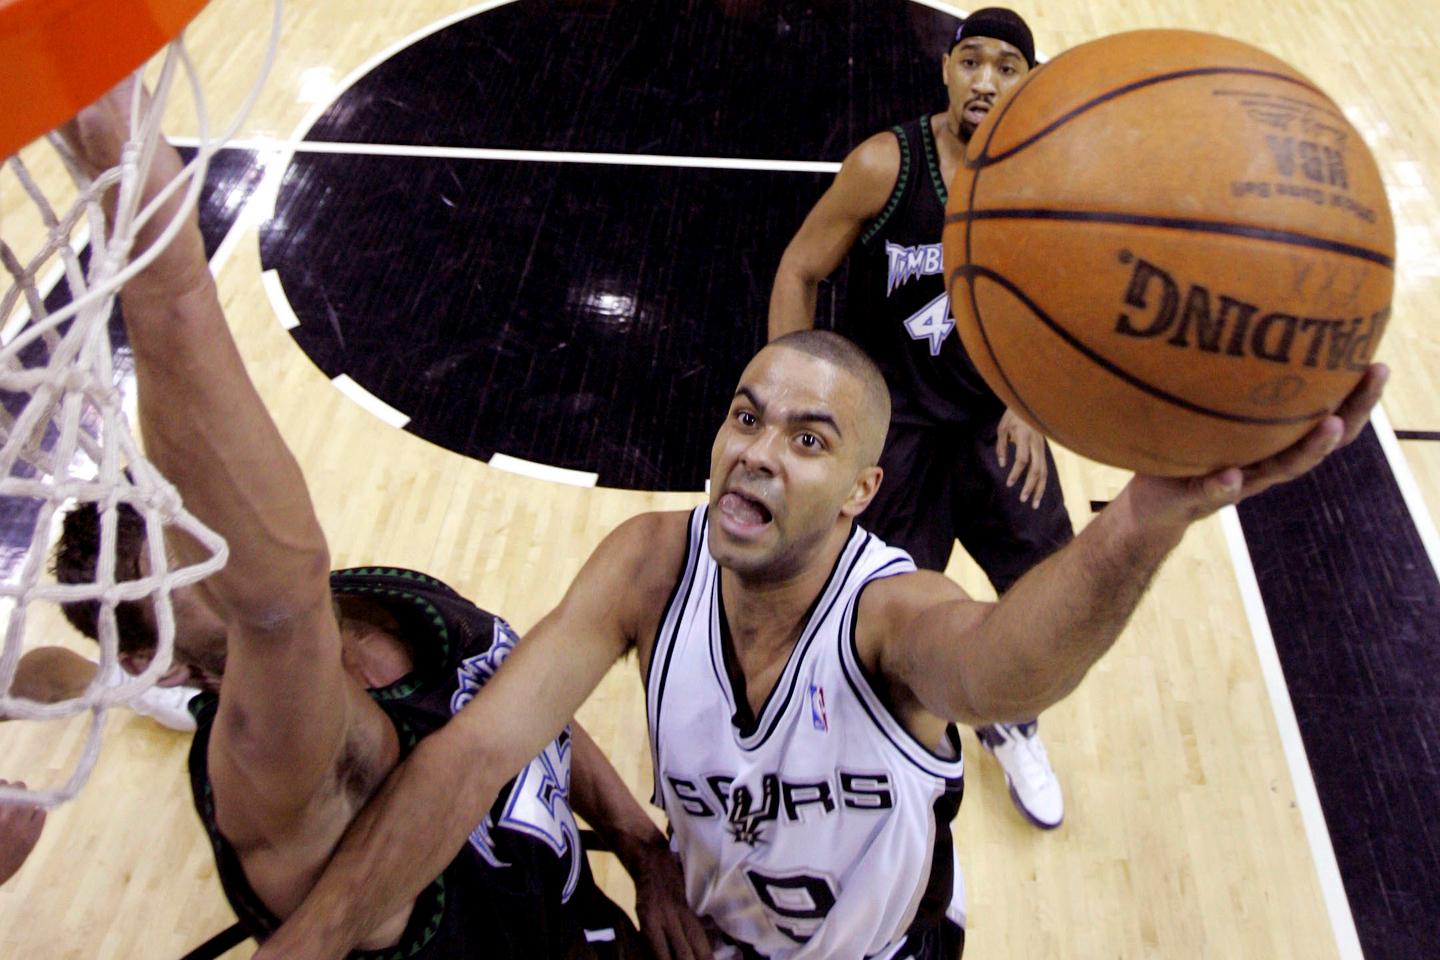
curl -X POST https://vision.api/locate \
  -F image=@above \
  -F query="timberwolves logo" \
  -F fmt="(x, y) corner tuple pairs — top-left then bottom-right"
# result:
(452, 620), (584, 902)
(885, 241), (945, 295)
(885, 242), (954, 355)
(450, 618), (522, 712)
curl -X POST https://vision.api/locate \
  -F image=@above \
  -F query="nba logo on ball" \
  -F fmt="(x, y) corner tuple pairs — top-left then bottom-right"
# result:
(941, 30), (1394, 476)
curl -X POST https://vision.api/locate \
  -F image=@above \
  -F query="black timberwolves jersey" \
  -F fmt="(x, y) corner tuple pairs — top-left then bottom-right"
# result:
(846, 115), (1004, 426)
(188, 567), (601, 959)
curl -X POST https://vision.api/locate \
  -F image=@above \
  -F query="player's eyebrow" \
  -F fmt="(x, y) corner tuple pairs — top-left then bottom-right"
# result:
(956, 40), (1022, 61)
(734, 386), (843, 440)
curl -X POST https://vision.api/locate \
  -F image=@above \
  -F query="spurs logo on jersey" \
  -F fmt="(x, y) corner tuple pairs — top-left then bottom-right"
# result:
(726, 774), (778, 846)
(453, 619), (583, 901)
(646, 508), (966, 959)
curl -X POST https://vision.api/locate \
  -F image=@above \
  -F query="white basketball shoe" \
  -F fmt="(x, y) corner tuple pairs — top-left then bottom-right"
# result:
(127, 683), (200, 732)
(977, 721), (1064, 829)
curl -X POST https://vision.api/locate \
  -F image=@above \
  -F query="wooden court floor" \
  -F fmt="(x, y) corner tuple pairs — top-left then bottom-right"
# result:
(2, 0), (1437, 957)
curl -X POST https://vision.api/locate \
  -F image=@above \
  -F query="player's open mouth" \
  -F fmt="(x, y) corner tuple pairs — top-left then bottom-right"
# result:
(963, 100), (991, 125)
(718, 491), (773, 533)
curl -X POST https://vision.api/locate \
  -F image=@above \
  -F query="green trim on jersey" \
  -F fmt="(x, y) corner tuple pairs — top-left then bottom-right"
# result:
(331, 570), (452, 702)
(859, 122), (914, 247)
(918, 113), (948, 208)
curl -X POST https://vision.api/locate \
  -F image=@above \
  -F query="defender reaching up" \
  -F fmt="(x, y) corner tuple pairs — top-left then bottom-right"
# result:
(59, 82), (709, 959)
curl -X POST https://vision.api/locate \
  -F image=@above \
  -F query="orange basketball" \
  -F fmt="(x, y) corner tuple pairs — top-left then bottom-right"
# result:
(942, 30), (1394, 476)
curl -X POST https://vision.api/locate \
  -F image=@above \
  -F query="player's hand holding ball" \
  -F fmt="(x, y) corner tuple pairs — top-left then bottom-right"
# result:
(942, 30), (1394, 481)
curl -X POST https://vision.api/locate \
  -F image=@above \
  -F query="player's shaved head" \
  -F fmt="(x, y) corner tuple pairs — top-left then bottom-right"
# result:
(709, 332), (891, 579)
(768, 330), (891, 466)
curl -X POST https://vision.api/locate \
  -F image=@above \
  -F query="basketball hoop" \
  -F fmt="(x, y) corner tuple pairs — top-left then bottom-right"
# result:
(0, 0), (281, 809)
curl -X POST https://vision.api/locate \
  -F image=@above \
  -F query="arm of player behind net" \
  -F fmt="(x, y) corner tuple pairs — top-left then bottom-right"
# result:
(64, 84), (350, 818)
(0, 781), (46, 886)
(570, 722), (713, 960)
(871, 368), (1387, 726)
(767, 133), (900, 340)
(252, 516), (662, 960)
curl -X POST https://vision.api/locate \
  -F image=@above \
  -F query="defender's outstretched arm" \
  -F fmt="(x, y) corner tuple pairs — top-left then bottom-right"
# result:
(66, 84), (363, 848)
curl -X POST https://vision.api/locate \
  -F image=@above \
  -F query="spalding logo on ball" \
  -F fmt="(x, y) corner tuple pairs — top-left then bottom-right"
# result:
(941, 29), (1394, 476)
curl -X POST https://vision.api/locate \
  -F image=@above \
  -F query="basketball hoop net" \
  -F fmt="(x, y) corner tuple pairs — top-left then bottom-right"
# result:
(0, 0), (281, 809)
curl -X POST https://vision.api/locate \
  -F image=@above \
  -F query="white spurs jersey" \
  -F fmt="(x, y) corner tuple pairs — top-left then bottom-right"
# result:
(646, 507), (966, 960)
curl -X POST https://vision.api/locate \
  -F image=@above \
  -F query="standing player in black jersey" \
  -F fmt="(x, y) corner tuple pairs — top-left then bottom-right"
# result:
(769, 8), (1070, 829)
(52, 84), (711, 959)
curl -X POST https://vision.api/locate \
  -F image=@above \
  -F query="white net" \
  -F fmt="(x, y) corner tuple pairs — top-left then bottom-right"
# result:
(0, 1), (280, 810)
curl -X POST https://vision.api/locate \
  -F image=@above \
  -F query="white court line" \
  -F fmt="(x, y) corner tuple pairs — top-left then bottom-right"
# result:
(330, 374), (410, 429)
(487, 453), (598, 488)
(208, 147), (288, 277)
(259, 269), (300, 330)
(1219, 507), (1365, 960)
(909, 0), (969, 18)
(1370, 404), (1440, 581)
(167, 136), (844, 175)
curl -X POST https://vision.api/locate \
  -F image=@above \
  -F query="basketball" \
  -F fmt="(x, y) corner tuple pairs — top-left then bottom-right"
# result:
(942, 30), (1394, 476)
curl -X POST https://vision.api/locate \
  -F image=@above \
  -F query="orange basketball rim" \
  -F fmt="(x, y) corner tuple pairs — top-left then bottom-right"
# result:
(0, 0), (209, 158)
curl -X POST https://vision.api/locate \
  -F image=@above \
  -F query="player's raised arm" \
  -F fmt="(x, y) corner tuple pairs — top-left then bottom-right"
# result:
(768, 133), (900, 340)
(865, 367), (1388, 726)
(254, 511), (688, 960)
(64, 85), (351, 828)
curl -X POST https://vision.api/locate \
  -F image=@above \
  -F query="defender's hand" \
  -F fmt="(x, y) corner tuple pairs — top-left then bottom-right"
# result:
(995, 408), (1049, 509)
(630, 840), (713, 960)
(1123, 365), (1388, 533)
(57, 78), (208, 299)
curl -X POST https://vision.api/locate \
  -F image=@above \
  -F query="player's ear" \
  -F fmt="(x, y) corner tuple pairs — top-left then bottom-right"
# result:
(841, 465), (884, 519)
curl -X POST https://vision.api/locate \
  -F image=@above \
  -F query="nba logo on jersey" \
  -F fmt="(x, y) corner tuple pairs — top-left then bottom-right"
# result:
(809, 683), (828, 732)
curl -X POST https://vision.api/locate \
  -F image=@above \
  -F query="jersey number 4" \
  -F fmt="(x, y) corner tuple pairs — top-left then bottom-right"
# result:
(903, 292), (955, 356)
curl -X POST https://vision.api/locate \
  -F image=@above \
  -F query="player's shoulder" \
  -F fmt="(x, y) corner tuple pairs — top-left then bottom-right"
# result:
(608, 509), (692, 548)
(843, 130), (904, 188)
(599, 511), (697, 659)
(600, 510), (695, 592)
(820, 132), (903, 222)
(857, 568), (967, 637)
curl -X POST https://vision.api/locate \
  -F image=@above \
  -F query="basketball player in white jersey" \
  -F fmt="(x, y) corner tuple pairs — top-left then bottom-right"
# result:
(259, 329), (1385, 959)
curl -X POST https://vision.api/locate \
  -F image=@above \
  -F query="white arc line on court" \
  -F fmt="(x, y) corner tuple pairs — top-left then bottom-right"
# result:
(1219, 506), (1364, 960)
(487, 453), (599, 488)
(331, 374), (410, 429)
(260, 269), (300, 330)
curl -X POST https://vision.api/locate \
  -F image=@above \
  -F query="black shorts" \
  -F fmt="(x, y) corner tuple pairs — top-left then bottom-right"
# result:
(861, 417), (1073, 588)
(568, 858), (648, 959)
